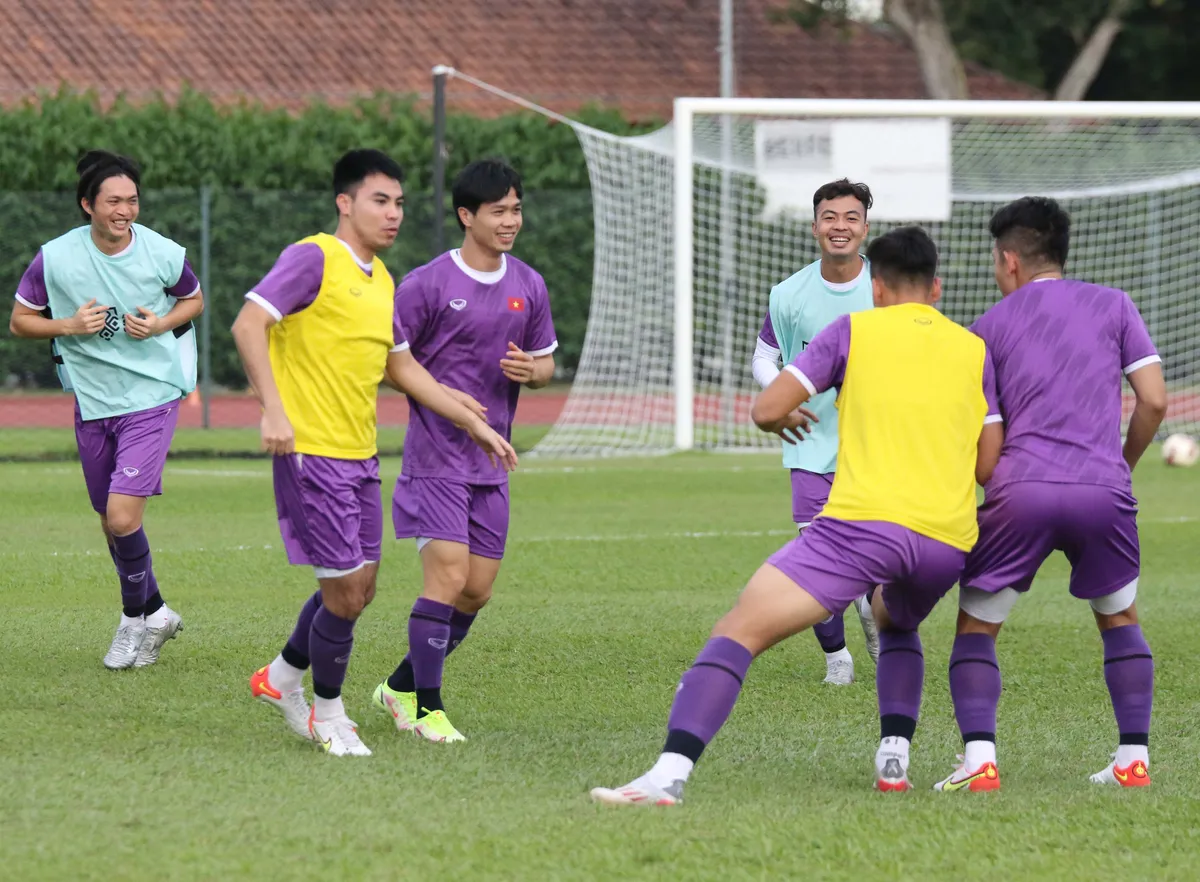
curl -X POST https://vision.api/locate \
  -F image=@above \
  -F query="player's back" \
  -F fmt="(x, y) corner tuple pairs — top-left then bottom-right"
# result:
(822, 303), (992, 551)
(970, 279), (1157, 491)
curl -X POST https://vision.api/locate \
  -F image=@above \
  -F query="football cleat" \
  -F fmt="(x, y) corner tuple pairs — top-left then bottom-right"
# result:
(1090, 756), (1150, 787)
(250, 665), (314, 740)
(590, 776), (683, 806)
(934, 757), (1001, 793)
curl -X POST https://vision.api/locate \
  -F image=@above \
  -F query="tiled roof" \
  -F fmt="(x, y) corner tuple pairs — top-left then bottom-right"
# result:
(0, 0), (1040, 117)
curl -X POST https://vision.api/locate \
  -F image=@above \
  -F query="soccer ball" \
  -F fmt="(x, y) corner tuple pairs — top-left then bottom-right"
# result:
(1161, 433), (1200, 467)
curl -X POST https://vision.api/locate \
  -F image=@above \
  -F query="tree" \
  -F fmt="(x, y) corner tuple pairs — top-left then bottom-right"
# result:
(781, 0), (1159, 100)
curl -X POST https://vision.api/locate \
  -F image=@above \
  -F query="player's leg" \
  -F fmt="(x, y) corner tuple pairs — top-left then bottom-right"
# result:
(870, 534), (965, 792)
(591, 520), (867, 806)
(103, 400), (184, 667)
(935, 484), (1053, 792)
(307, 563), (374, 756)
(1063, 486), (1151, 787)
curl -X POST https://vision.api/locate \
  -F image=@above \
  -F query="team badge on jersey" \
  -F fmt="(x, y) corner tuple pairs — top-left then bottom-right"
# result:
(450, 299), (467, 311)
(508, 297), (525, 312)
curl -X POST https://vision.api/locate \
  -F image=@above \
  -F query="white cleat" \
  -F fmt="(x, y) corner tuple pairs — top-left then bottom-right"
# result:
(823, 654), (855, 685)
(309, 709), (372, 757)
(1089, 754), (1150, 788)
(103, 619), (146, 670)
(134, 607), (183, 667)
(875, 742), (912, 792)
(855, 594), (880, 664)
(249, 666), (314, 741)
(590, 775), (683, 806)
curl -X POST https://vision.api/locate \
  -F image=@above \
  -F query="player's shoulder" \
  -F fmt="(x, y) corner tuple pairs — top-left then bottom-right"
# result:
(40, 225), (91, 256)
(130, 223), (183, 251)
(772, 259), (823, 295)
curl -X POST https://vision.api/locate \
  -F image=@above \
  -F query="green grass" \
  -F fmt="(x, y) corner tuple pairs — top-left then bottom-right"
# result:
(1, 452), (1197, 881)
(0, 425), (552, 461)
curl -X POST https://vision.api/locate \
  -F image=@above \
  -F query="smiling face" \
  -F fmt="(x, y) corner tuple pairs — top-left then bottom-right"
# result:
(83, 174), (139, 244)
(811, 194), (868, 263)
(460, 187), (523, 254)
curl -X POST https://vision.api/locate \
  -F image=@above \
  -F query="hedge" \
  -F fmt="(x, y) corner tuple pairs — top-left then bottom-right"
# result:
(0, 89), (656, 387)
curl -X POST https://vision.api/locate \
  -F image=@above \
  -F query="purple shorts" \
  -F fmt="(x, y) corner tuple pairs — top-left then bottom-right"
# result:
(74, 398), (180, 514)
(767, 517), (966, 631)
(272, 453), (382, 571)
(791, 468), (834, 526)
(392, 475), (510, 560)
(961, 481), (1140, 599)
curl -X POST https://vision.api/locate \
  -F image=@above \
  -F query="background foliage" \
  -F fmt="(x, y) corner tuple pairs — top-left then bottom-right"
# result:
(0, 90), (654, 387)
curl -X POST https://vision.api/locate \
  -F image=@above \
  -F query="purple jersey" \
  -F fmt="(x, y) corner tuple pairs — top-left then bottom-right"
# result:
(15, 248), (200, 312)
(969, 278), (1159, 491)
(395, 250), (557, 485)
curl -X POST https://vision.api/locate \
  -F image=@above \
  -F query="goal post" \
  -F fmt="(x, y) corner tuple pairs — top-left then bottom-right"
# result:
(532, 96), (1200, 457)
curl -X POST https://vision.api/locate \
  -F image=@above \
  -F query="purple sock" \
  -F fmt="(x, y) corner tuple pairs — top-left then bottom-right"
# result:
(663, 636), (753, 762)
(387, 608), (475, 692)
(112, 528), (152, 618)
(309, 606), (356, 700)
(877, 629), (924, 740)
(812, 614), (846, 653)
(409, 597), (454, 715)
(283, 591), (322, 669)
(1101, 624), (1154, 746)
(949, 633), (1001, 743)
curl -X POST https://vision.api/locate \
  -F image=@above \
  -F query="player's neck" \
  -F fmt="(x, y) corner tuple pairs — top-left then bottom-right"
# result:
(90, 226), (132, 256)
(1021, 269), (1064, 286)
(332, 227), (377, 265)
(458, 237), (503, 273)
(819, 255), (862, 285)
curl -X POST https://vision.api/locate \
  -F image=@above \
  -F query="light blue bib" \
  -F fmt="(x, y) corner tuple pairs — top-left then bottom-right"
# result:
(42, 225), (196, 420)
(768, 257), (873, 474)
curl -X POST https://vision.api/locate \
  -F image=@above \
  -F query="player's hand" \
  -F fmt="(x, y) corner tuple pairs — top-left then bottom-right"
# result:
(124, 306), (162, 340)
(465, 416), (519, 472)
(69, 299), (111, 336)
(261, 406), (295, 456)
(499, 342), (535, 384)
(776, 406), (819, 445)
(443, 384), (488, 419)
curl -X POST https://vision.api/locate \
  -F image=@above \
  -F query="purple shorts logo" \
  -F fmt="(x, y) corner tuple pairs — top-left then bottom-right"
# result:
(123, 466), (140, 477)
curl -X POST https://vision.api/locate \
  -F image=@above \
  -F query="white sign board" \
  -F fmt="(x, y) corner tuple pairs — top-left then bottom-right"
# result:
(754, 118), (952, 221)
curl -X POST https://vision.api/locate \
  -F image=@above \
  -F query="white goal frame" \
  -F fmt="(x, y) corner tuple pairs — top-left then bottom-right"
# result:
(671, 97), (1200, 451)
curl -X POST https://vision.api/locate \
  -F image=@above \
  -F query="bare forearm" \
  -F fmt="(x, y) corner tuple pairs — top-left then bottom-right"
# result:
(9, 312), (76, 340)
(160, 292), (204, 332)
(526, 356), (554, 390)
(232, 323), (284, 410)
(1124, 403), (1165, 470)
(388, 360), (478, 428)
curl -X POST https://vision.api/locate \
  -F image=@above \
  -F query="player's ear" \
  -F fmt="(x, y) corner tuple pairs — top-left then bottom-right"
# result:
(81, 199), (93, 219)
(335, 191), (353, 219)
(457, 206), (474, 230)
(871, 276), (885, 307)
(930, 277), (943, 305)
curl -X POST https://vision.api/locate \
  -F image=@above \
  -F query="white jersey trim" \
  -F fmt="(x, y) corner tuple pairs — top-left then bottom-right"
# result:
(450, 249), (507, 284)
(390, 341), (411, 353)
(333, 236), (375, 272)
(174, 283), (202, 299)
(245, 292), (283, 322)
(752, 337), (782, 389)
(14, 293), (46, 311)
(983, 414), (1004, 425)
(783, 364), (817, 396)
(818, 257), (868, 293)
(528, 341), (558, 357)
(1123, 354), (1161, 375)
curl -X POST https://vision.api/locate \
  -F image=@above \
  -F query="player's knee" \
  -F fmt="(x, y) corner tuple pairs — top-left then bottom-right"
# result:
(105, 506), (143, 537)
(456, 586), (492, 614)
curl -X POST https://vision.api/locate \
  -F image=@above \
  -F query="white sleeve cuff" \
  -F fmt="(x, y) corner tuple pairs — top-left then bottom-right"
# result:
(390, 341), (411, 352)
(528, 341), (558, 357)
(245, 292), (283, 322)
(1123, 354), (1161, 375)
(174, 284), (202, 299)
(783, 364), (817, 396)
(983, 414), (1004, 425)
(14, 293), (46, 311)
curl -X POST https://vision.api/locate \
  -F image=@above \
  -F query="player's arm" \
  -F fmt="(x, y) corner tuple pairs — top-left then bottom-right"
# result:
(500, 280), (558, 389)
(976, 348), (1005, 486)
(1117, 293), (1167, 470)
(385, 348), (518, 471)
(1123, 362), (1167, 470)
(752, 315), (848, 442)
(231, 299), (293, 455)
(500, 344), (555, 388)
(125, 258), (205, 340)
(751, 308), (782, 390)
(8, 251), (111, 339)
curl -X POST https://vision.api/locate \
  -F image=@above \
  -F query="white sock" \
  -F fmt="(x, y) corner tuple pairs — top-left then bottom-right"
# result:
(963, 739), (997, 770)
(144, 606), (169, 629)
(877, 736), (911, 766)
(313, 695), (345, 721)
(268, 654), (306, 693)
(1115, 744), (1149, 768)
(119, 613), (144, 629)
(646, 752), (694, 788)
(826, 646), (853, 664)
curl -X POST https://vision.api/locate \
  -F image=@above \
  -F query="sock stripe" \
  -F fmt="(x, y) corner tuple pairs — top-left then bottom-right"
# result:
(410, 611), (453, 625)
(1104, 653), (1154, 665)
(879, 646), (924, 658)
(961, 731), (996, 744)
(1118, 732), (1150, 746)
(949, 656), (1000, 672)
(693, 660), (745, 686)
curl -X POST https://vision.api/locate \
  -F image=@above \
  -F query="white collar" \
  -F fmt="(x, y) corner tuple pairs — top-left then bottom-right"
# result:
(451, 249), (507, 284)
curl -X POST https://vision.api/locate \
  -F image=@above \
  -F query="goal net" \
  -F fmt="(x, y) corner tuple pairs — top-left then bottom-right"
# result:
(531, 98), (1200, 457)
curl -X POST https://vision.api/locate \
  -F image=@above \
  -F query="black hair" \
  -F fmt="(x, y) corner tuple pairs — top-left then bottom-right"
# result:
(988, 196), (1071, 269)
(452, 159), (523, 230)
(333, 149), (406, 203)
(76, 150), (140, 222)
(866, 225), (939, 289)
(812, 178), (872, 218)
